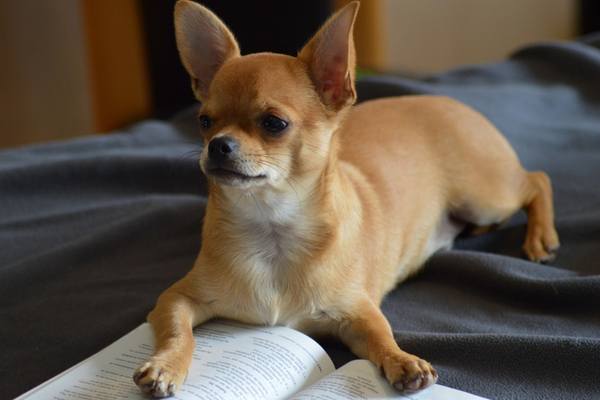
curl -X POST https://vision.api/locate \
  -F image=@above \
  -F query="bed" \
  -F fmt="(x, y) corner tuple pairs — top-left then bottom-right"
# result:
(2, 35), (599, 399)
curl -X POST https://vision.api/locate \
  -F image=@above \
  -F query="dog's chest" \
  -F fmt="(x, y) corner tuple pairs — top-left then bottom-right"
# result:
(244, 220), (303, 268)
(224, 262), (316, 328)
(233, 258), (299, 326)
(216, 213), (322, 327)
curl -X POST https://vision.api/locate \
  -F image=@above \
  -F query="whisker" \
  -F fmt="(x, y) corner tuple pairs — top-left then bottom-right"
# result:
(177, 149), (203, 160)
(244, 153), (290, 158)
(252, 159), (303, 203)
(233, 191), (247, 209)
(249, 191), (268, 222)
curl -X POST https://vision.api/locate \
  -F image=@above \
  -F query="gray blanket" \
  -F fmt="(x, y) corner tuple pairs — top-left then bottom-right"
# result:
(2, 35), (600, 399)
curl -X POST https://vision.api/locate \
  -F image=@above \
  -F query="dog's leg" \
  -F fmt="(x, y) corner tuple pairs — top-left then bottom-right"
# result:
(338, 299), (437, 392)
(521, 171), (560, 262)
(452, 167), (559, 262)
(133, 284), (212, 398)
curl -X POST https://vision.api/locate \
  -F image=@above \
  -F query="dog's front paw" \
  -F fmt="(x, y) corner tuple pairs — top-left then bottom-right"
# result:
(381, 353), (438, 393)
(133, 358), (186, 398)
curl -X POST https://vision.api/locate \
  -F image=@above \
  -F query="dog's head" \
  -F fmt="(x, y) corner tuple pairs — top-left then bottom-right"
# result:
(174, 0), (359, 192)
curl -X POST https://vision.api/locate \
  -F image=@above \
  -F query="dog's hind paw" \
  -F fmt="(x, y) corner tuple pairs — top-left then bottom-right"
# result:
(523, 226), (560, 263)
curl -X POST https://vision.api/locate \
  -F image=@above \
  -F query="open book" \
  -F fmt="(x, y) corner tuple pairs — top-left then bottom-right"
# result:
(17, 320), (487, 400)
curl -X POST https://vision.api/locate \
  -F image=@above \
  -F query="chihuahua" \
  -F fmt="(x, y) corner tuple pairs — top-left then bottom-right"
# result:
(134, 1), (559, 397)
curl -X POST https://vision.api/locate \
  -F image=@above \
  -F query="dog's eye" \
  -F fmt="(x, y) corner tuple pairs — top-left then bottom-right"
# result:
(261, 115), (288, 135)
(198, 115), (212, 130)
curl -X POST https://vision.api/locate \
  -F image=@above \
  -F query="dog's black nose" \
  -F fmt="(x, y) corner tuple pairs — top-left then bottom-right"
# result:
(208, 136), (239, 162)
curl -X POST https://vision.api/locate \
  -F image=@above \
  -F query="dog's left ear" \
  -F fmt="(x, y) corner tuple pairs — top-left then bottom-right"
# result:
(299, 1), (359, 111)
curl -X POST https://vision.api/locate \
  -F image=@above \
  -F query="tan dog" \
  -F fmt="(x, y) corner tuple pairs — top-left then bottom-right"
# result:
(134, 1), (559, 397)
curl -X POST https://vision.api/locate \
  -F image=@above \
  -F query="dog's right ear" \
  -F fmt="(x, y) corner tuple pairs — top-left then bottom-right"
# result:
(174, 0), (240, 101)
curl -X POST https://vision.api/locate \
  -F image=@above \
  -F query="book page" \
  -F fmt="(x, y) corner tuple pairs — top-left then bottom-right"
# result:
(290, 359), (488, 400)
(17, 320), (335, 400)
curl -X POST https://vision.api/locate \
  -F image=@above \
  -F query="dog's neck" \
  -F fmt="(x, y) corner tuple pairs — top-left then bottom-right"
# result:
(208, 147), (344, 268)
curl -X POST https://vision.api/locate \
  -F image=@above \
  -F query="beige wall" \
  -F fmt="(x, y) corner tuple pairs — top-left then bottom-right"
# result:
(1, 1), (580, 148)
(0, 0), (150, 149)
(349, 0), (578, 73)
(0, 0), (93, 148)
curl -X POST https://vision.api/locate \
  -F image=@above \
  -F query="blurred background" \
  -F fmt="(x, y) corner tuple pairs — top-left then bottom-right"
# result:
(0, 0), (597, 149)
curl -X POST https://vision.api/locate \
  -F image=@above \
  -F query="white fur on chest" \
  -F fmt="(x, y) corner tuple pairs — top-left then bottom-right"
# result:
(230, 191), (312, 267)
(218, 189), (319, 326)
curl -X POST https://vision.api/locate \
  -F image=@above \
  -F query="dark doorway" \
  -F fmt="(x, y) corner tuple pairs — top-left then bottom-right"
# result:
(140, 0), (332, 119)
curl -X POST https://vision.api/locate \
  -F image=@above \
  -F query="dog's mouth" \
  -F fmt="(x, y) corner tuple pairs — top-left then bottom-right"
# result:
(207, 167), (267, 184)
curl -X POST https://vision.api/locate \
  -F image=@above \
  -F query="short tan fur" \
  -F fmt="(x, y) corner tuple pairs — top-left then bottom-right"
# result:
(134, 1), (559, 397)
